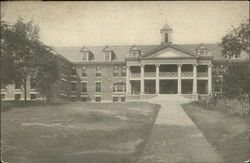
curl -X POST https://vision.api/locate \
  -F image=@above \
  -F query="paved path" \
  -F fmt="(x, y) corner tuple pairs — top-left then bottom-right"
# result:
(137, 95), (223, 163)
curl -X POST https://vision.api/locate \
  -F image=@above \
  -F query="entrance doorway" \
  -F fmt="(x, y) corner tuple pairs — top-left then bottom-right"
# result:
(181, 79), (193, 94)
(197, 80), (208, 94)
(160, 80), (177, 94)
(144, 80), (156, 94)
(131, 81), (140, 95)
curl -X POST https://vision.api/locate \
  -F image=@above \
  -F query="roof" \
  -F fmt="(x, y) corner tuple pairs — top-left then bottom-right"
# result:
(162, 23), (172, 30)
(53, 43), (249, 63)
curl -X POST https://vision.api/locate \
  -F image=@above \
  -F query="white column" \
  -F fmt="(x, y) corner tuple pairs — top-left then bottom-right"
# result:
(126, 66), (130, 94)
(156, 64), (160, 94)
(178, 64), (182, 94)
(140, 65), (144, 94)
(192, 64), (197, 94)
(208, 64), (212, 94)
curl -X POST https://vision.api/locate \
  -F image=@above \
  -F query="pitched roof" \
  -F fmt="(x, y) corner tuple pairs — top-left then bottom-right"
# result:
(53, 43), (249, 63)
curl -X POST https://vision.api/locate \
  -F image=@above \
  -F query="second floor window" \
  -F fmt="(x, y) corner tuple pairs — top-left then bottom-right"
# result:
(72, 67), (77, 76)
(96, 66), (101, 77)
(96, 82), (101, 92)
(30, 80), (36, 89)
(82, 67), (87, 77)
(121, 66), (127, 76)
(15, 80), (21, 89)
(71, 83), (76, 91)
(113, 83), (126, 92)
(82, 83), (87, 92)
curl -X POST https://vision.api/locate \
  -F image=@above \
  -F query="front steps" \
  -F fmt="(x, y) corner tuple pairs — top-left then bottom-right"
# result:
(126, 94), (197, 102)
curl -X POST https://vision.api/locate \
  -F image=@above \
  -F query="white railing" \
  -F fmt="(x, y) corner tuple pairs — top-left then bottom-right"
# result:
(131, 73), (141, 78)
(159, 72), (177, 77)
(144, 72), (156, 77)
(197, 72), (208, 77)
(181, 71), (193, 77)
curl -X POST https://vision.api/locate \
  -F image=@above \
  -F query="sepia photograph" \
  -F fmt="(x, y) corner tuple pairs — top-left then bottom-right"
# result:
(1, 1), (249, 163)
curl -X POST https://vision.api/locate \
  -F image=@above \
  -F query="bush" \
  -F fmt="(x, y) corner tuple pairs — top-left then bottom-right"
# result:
(198, 95), (249, 117)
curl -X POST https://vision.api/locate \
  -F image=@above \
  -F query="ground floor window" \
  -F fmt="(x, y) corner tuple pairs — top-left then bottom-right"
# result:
(1, 94), (5, 100)
(30, 94), (36, 100)
(113, 97), (118, 102)
(95, 97), (101, 102)
(121, 97), (126, 102)
(15, 94), (21, 100)
(82, 97), (88, 102)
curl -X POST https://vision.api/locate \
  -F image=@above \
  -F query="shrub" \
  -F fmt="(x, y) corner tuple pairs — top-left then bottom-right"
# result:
(198, 95), (249, 117)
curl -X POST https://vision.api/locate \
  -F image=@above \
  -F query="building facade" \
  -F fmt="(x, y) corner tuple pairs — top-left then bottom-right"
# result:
(1, 23), (249, 102)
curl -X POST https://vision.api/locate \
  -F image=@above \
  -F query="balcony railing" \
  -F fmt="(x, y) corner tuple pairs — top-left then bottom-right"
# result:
(144, 72), (156, 77)
(131, 73), (141, 78)
(181, 71), (193, 77)
(159, 72), (177, 77)
(197, 72), (208, 77)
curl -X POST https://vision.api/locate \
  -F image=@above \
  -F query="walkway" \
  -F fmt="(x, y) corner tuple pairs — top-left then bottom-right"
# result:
(137, 95), (223, 163)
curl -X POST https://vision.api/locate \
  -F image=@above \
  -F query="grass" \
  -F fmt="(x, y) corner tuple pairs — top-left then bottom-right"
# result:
(182, 102), (249, 163)
(1, 101), (160, 163)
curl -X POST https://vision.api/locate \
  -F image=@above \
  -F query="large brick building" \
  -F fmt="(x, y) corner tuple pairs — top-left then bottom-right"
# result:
(1, 23), (249, 102)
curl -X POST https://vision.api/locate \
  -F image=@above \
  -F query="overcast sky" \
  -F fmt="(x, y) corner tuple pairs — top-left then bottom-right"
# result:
(1, 1), (249, 47)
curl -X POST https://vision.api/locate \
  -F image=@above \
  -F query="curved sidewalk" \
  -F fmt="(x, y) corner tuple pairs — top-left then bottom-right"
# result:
(137, 95), (223, 163)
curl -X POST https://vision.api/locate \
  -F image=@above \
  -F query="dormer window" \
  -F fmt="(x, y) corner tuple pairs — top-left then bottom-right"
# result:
(80, 47), (94, 61)
(196, 44), (208, 56)
(103, 46), (114, 61)
(128, 45), (141, 58)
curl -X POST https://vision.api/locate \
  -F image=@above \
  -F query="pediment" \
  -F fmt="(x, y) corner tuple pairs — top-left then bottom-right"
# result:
(142, 45), (197, 59)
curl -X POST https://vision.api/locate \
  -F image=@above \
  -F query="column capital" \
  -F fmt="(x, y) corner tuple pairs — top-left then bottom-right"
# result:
(140, 64), (145, 67)
(155, 64), (160, 67)
(177, 64), (182, 67)
(125, 65), (130, 69)
(192, 64), (198, 67)
(207, 64), (213, 67)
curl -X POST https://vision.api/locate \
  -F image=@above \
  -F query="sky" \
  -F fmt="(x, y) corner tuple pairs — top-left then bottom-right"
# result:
(1, 1), (249, 47)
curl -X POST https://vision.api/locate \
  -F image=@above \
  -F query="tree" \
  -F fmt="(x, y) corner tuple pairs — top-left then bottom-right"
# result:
(1, 18), (60, 102)
(221, 18), (250, 98)
(1, 18), (40, 101)
(32, 51), (60, 102)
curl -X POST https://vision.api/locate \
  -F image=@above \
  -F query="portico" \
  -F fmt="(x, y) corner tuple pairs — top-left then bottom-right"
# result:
(126, 63), (212, 96)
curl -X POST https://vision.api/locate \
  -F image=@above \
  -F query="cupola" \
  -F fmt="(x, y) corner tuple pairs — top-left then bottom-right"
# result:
(160, 21), (173, 44)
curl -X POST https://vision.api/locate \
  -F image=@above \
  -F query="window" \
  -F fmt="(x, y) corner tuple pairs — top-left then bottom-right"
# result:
(82, 83), (87, 92)
(121, 66), (126, 76)
(30, 80), (36, 89)
(113, 66), (119, 77)
(71, 83), (76, 91)
(82, 67), (87, 77)
(121, 97), (126, 102)
(96, 66), (101, 77)
(165, 33), (168, 42)
(1, 94), (5, 100)
(72, 67), (77, 75)
(105, 52), (110, 61)
(113, 97), (118, 102)
(96, 82), (101, 92)
(113, 83), (126, 92)
(15, 94), (21, 100)
(15, 80), (21, 89)
(82, 97), (88, 102)
(95, 97), (101, 102)
(30, 94), (36, 100)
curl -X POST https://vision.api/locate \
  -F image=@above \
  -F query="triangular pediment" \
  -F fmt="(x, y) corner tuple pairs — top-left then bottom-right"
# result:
(142, 44), (197, 59)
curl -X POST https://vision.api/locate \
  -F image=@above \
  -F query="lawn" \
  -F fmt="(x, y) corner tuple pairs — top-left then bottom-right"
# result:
(182, 102), (249, 163)
(1, 101), (160, 163)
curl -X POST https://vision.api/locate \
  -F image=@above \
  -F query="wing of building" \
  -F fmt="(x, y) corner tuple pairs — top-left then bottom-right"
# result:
(1, 23), (249, 102)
